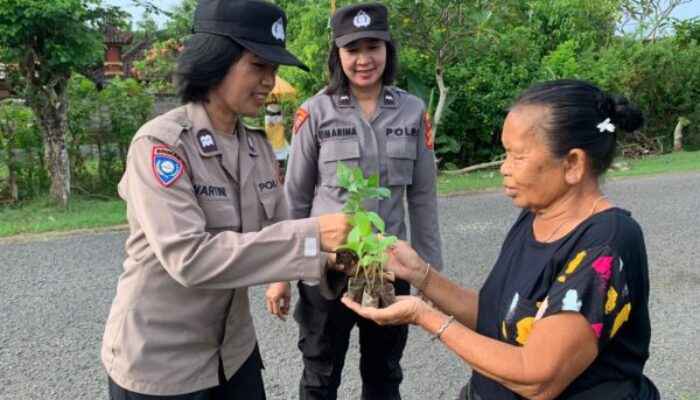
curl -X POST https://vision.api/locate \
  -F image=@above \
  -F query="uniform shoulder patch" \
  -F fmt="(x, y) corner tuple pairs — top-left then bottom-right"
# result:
(293, 108), (309, 134)
(243, 123), (266, 135)
(151, 146), (185, 187)
(423, 112), (434, 150)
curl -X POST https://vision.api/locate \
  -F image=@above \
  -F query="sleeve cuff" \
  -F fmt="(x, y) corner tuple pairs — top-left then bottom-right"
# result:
(293, 217), (327, 282)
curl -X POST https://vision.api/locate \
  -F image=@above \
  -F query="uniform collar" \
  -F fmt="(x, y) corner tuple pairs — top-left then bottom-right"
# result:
(380, 87), (397, 109)
(238, 120), (260, 157)
(186, 103), (260, 158)
(333, 86), (397, 109)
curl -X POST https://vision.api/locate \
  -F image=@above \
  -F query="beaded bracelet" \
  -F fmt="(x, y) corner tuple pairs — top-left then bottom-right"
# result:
(432, 315), (455, 341)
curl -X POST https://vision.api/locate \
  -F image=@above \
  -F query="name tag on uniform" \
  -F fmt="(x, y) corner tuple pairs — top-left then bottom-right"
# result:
(386, 126), (419, 138)
(318, 126), (357, 140)
(257, 179), (279, 193)
(194, 185), (228, 198)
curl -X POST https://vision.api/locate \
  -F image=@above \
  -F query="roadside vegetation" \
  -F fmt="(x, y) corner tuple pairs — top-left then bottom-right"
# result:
(1, 0), (699, 237)
(1, 151), (697, 238)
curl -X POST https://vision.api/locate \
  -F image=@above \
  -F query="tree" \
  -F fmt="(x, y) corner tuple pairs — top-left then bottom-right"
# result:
(617, 0), (692, 41)
(0, 99), (34, 202)
(99, 77), (154, 168)
(0, 0), (105, 206)
(390, 0), (494, 141)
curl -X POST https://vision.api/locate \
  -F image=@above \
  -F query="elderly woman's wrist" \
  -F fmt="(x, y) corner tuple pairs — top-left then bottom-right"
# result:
(412, 300), (433, 326)
(412, 262), (432, 291)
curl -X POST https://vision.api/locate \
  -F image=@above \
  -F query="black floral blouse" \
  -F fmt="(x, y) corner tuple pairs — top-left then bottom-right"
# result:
(471, 208), (653, 399)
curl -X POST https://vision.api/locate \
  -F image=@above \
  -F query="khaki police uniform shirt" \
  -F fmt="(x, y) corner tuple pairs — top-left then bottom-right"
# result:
(287, 87), (443, 270)
(102, 103), (329, 396)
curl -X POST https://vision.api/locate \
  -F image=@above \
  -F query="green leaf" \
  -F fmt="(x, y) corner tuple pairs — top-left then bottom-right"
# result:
(352, 166), (365, 183)
(367, 173), (379, 188)
(359, 217), (372, 236)
(336, 161), (351, 188)
(336, 242), (361, 255)
(366, 211), (385, 233)
(348, 225), (361, 243)
(375, 188), (391, 198)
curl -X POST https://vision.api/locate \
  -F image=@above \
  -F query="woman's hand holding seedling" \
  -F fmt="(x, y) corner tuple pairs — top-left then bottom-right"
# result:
(317, 213), (352, 252)
(334, 162), (399, 308)
(341, 295), (430, 326)
(326, 252), (357, 275)
(387, 240), (431, 288)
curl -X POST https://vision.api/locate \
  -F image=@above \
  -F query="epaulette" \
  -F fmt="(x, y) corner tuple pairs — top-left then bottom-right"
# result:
(133, 109), (188, 148)
(243, 123), (266, 136)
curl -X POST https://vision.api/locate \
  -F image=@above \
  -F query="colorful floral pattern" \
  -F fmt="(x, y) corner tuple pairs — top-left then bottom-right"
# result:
(501, 246), (631, 347)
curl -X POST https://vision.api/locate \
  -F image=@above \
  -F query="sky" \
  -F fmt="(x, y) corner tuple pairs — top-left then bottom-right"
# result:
(106, 0), (700, 29)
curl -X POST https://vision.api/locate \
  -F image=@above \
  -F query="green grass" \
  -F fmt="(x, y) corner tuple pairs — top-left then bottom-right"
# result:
(606, 151), (700, 178)
(0, 151), (698, 238)
(0, 197), (125, 238)
(438, 169), (503, 194)
(438, 150), (700, 194)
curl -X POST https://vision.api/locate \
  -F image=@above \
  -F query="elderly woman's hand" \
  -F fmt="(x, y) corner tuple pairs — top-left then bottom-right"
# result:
(341, 294), (429, 326)
(386, 240), (430, 288)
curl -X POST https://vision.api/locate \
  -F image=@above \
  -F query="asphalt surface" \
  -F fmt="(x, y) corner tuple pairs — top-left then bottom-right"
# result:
(1, 171), (699, 400)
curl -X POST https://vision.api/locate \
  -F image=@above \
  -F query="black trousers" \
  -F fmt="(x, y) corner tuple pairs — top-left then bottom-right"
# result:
(294, 279), (410, 400)
(108, 345), (266, 400)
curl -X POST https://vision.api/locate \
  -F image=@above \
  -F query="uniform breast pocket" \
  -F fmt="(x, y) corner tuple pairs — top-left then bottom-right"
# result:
(318, 139), (361, 187)
(386, 139), (417, 186)
(199, 200), (240, 232)
(195, 181), (240, 231)
(256, 181), (282, 222)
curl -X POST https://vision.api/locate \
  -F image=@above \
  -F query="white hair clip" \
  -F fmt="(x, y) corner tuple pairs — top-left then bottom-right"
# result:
(596, 118), (615, 133)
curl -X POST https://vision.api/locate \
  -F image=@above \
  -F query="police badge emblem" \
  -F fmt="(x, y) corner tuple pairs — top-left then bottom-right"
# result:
(383, 91), (395, 106)
(353, 10), (371, 28)
(151, 146), (184, 187)
(338, 93), (351, 106)
(197, 129), (218, 153)
(271, 17), (285, 41)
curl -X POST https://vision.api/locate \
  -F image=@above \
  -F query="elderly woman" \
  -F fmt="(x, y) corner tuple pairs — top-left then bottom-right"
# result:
(343, 80), (659, 400)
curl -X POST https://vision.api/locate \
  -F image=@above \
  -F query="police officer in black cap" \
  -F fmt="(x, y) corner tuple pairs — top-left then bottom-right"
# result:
(101, 0), (354, 399)
(266, 2), (443, 400)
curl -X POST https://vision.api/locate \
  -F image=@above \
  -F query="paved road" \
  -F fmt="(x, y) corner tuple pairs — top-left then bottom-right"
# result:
(1, 171), (699, 400)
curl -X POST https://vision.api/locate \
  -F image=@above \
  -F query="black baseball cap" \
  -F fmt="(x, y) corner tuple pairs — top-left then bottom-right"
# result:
(331, 3), (390, 48)
(192, 0), (309, 71)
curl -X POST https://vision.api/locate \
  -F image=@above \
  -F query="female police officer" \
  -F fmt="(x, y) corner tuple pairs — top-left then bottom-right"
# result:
(265, 3), (443, 399)
(101, 1), (351, 398)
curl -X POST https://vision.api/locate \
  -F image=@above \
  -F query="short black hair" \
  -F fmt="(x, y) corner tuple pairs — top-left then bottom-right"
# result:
(512, 79), (644, 177)
(324, 38), (398, 95)
(175, 33), (245, 103)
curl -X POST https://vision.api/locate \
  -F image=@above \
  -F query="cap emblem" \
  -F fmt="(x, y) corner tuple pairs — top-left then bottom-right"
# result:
(353, 10), (371, 28)
(271, 18), (285, 41)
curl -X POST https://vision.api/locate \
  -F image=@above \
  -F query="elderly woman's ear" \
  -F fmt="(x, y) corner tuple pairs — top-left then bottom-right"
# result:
(564, 148), (587, 185)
